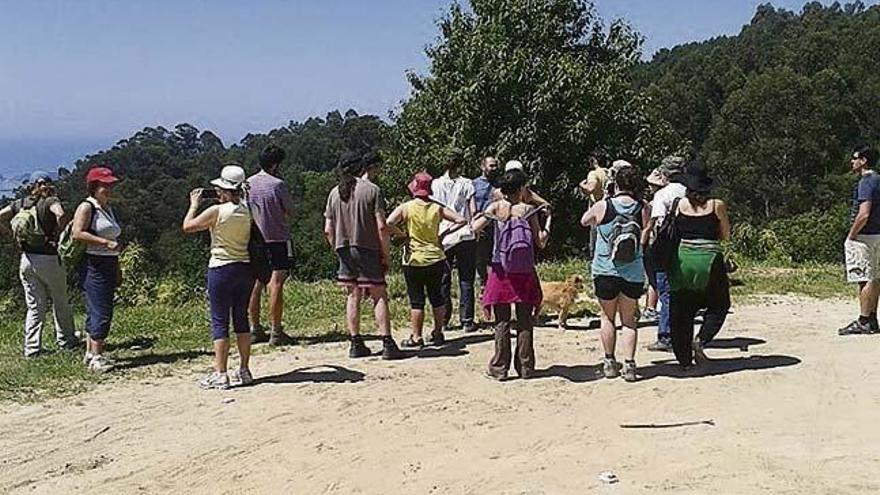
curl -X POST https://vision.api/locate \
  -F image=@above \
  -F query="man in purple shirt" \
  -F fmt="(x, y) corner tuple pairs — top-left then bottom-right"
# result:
(248, 144), (296, 346)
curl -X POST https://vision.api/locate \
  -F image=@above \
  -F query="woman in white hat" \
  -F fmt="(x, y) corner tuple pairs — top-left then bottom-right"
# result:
(182, 164), (255, 390)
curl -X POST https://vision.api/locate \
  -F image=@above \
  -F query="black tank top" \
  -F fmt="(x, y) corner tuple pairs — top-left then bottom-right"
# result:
(676, 202), (721, 241)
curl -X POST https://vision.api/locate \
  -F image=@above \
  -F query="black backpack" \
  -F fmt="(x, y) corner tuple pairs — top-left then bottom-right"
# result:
(652, 197), (682, 272)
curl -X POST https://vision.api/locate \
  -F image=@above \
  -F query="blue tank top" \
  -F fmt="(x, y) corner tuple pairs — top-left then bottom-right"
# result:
(591, 197), (645, 283)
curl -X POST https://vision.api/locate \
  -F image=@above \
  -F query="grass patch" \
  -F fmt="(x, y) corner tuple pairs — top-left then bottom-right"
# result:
(0, 258), (851, 402)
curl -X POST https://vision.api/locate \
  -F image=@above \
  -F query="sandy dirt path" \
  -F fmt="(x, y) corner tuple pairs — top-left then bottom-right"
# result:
(1, 297), (879, 494)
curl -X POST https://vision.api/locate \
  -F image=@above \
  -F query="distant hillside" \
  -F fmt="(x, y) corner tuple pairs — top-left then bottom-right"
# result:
(637, 1), (880, 222)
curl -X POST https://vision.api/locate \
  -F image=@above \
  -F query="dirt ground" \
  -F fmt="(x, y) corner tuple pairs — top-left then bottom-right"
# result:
(1, 297), (879, 494)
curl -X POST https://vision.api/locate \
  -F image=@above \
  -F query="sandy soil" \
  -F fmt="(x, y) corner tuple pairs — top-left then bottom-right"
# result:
(1, 297), (879, 494)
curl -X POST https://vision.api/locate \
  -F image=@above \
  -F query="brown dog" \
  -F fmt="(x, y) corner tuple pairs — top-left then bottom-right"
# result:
(539, 275), (585, 329)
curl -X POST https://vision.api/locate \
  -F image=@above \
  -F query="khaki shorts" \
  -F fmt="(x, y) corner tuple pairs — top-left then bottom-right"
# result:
(845, 235), (880, 283)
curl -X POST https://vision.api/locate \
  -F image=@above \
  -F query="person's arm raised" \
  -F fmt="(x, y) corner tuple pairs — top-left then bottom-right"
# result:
(580, 201), (605, 228)
(182, 189), (219, 234)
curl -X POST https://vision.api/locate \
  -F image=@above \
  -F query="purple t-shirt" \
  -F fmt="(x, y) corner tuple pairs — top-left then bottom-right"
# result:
(248, 171), (294, 242)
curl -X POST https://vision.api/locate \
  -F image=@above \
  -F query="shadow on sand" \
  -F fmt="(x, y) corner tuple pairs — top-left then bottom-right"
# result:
(638, 354), (801, 380)
(254, 365), (365, 385)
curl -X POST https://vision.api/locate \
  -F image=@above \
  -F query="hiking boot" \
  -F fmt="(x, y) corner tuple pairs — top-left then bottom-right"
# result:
(838, 320), (878, 336)
(462, 322), (478, 334)
(232, 368), (254, 386)
(647, 339), (673, 352)
(693, 338), (709, 365)
(622, 361), (638, 382)
(603, 358), (621, 379)
(349, 336), (373, 358)
(427, 330), (446, 346)
(641, 308), (659, 321)
(485, 370), (509, 382)
(381, 337), (405, 361)
(251, 324), (270, 344)
(269, 328), (296, 347)
(88, 355), (115, 373)
(199, 371), (230, 390)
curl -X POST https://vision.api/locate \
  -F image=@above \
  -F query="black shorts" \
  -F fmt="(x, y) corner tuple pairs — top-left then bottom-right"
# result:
(403, 262), (446, 310)
(594, 275), (645, 301)
(265, 241), (293, 272)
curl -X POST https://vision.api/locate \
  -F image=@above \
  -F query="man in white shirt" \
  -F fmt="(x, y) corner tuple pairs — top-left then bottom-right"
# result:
(432, 149), (478, 333)
(643, 157), (687, 352)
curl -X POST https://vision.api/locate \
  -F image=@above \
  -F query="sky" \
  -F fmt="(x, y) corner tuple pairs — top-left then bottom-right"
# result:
(0, 0), (875, 176)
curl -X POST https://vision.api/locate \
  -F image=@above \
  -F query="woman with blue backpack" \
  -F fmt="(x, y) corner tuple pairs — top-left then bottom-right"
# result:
(580, 165), (649, 382)
(472, 168), (548, 381)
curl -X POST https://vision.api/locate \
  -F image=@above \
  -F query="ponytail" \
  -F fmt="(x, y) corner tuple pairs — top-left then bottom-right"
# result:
(337, 154), (363, 202)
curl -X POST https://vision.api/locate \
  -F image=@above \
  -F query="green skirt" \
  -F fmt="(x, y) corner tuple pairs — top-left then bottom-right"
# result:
(670, 241), (722, 292)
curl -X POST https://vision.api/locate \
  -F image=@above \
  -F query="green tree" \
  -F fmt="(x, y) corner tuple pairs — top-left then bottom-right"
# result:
(384, 0), (677, 252)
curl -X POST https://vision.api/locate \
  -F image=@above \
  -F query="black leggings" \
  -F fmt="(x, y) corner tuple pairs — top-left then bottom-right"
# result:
(670, 256), (731, 366)
(403, 262), (446, 310)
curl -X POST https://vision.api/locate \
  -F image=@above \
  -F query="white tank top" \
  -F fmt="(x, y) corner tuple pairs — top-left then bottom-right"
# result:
(86, 197), (122, 257)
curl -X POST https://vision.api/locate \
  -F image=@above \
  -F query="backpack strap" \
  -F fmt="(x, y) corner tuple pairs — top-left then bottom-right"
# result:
(80, 200), (97, 235)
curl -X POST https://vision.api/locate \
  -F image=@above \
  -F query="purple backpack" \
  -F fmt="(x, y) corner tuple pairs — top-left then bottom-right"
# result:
(497, 217), (536, 274)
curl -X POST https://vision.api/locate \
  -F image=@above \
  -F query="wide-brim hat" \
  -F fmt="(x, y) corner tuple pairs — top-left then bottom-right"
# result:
(504, 160), (524, 172)
(683, 161), (715, 193)
(646, 167), (668, 187)
(210, 165), (246, 190)
(408, 171), (433, 199)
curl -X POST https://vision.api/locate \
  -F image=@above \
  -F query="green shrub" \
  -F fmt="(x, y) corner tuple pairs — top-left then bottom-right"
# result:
(730, 223), (790, 263)
(117, 242), (156, 306)
(768, 206), (848, 263)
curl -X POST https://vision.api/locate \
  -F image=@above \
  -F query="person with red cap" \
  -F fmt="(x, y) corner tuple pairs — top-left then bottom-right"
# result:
(71, 166), (122, 373)
(386, 171), (466, 348)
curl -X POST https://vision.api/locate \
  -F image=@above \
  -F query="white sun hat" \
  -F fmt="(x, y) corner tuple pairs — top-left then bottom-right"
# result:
(210, 165), (246, 190)
(504, 160), (524, 172)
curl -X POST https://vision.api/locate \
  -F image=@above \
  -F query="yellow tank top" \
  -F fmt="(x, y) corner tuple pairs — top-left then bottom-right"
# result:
(403, 200), (446, 267)
(209, 202), (251, 268)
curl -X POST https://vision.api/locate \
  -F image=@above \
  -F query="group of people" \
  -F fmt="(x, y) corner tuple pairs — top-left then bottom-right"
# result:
(4, 143), (877, 388)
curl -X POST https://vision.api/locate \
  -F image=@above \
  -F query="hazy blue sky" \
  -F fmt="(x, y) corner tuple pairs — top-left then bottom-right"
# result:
(0, 0), (874, 175)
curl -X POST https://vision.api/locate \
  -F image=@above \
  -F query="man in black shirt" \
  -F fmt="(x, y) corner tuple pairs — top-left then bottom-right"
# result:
(0, 172), (78, 357)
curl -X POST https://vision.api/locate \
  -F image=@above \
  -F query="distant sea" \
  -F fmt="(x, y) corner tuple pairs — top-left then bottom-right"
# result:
(0, 138), (111, 196)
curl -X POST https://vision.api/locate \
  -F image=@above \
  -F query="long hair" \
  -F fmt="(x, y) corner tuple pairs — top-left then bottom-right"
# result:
(337, 154), (363, 202)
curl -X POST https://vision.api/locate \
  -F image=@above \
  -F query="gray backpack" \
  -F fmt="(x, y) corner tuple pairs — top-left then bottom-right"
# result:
(602, 197), (642, 264)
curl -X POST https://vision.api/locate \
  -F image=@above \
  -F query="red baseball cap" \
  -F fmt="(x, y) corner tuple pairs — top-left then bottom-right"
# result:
(407, 171), (433, 199)
(86, 167), (119, 185)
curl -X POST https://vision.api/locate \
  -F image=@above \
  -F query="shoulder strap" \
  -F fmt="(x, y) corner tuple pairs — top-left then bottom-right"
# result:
(670, 197), (683, 218)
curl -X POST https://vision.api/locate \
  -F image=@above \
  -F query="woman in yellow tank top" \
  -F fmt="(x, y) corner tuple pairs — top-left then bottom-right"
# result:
(387, 172), (466, 348)
(182, 164), (255, 390)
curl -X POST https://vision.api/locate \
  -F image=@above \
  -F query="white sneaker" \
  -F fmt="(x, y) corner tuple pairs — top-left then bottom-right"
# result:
(623, 361), (638, 382)
(232, 368), (254, 387)
(603, 358), (621, 379)
(88, 355), (114, 373)
(199, 371), (230, 390)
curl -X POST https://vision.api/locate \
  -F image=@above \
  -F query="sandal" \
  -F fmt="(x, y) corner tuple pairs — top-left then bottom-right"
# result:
(399, 336), (425, 348)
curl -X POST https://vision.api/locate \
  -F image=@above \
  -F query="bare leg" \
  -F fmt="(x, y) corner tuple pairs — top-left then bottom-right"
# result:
(617, 295), (639, 361)
(369, 286), (392, 337)
(213, 338), (230, 373)
(647, 285), (658, 311)
(248, 281), (264, 328)
(432, 305), (446, 335)
(236, 333), (251, 370)
(410, 309), (425, 340)
(346, 286), (362, 337)
(598, 298), (619, 358)
(92, 338), (105, 356)
(268, 271), (288, 330)
(859, 280), (880, 316)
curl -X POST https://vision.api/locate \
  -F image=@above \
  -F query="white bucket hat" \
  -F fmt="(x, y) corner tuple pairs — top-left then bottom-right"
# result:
(210, 165), (246, 190)
(505, 160), (524, 172)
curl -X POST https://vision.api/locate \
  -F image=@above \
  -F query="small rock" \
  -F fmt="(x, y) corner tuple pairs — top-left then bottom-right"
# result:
(221, 398), (235, 404)
(598, 471), (619, 484)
